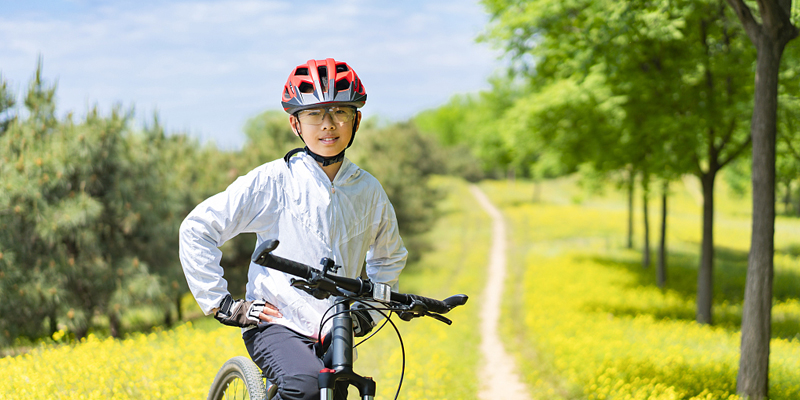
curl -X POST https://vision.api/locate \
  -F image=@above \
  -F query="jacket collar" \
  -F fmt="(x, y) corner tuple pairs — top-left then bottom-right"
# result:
(297, 151), (357, 185)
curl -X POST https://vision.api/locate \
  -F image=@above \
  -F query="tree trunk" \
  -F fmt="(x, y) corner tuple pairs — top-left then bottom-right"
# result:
(109, 312), (122, 338)
(783, 181), (792, 214)
(627, 170), (635, 249)
(48, 310), (58, 337)
(163, 307), (173, 328)
(642, 184), (651, 268)
(796, 183), (800, 217)
(176, 292), (183, 322)
(697, 171), (716, 325)
(657, 181), (668, 288)
(737, 33), (784, 400)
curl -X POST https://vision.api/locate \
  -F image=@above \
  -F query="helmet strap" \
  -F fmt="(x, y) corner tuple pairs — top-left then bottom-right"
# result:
(304, 146), (345, 166)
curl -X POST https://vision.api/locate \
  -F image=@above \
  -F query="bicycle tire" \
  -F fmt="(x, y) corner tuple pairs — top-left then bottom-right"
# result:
(207, 356), (268, 400)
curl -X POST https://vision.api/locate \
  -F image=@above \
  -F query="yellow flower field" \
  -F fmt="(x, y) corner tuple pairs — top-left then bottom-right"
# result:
(481, 176), (800, 399)
(2, 175), (798, 399)
(0, 176), (487, 400)
(0, 321), (247, 399)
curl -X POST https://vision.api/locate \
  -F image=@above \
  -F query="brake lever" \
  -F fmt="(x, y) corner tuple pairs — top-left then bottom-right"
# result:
(426, 312), (453, 325)
(397, 299), (428, 321)
(290, 278), (317, 296)
(290, 278), (335, 300)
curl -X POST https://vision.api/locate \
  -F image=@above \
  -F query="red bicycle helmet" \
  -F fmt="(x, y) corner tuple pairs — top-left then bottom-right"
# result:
(281, 58), (367, 114)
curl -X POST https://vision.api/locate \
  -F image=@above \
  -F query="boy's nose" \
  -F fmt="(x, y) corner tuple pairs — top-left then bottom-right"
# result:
(320, 113), (336, 129)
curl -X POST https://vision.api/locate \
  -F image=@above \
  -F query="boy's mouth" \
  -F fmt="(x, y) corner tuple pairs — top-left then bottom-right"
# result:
(319, 136), (339, 144)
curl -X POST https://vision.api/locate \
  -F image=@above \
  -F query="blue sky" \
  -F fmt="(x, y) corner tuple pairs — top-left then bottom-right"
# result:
(1, 0), (502, 149)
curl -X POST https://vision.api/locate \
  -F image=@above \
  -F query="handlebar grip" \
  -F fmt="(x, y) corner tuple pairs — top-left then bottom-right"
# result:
(252, 240), (314, 280)
(393, 293), (450, 314)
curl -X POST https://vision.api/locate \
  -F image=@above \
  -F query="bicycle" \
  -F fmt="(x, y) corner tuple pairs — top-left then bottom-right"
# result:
(207, 239), (468, 400)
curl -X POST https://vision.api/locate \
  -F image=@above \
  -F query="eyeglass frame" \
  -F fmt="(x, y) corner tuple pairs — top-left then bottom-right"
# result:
(294, 106), (358, 126)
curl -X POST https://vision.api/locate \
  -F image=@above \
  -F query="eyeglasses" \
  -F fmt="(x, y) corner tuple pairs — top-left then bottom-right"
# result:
(296, 106), (357, 125)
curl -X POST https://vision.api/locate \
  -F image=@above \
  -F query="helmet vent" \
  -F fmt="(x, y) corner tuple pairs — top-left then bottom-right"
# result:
(295, 67), (309, 76)
(298, 82), (314, 94)
(336, 64), (348, 73)
(317, 66), (329, 92)
(335, 79), (350, 92)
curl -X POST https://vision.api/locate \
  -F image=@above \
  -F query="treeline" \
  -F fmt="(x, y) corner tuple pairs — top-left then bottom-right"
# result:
(413, 1), (800, 398)
(415, 0), (800, 321)
(0, 63), (474, 347)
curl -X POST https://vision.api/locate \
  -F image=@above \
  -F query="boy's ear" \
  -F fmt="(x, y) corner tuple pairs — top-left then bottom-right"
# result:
(354, 111), (362, 132)
(289, 115), (302, 136)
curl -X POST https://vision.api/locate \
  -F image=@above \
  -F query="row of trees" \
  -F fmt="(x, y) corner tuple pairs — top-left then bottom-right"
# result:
(415, 0), (799, 398)
(0, 62), (464, 348)
(0, 62), (224, 343)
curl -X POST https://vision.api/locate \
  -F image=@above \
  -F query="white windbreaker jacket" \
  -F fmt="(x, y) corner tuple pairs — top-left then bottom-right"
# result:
(179, 152), (407, 338)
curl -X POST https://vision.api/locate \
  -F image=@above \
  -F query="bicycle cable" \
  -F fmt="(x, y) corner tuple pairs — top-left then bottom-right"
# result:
(318, 299), (406, 400)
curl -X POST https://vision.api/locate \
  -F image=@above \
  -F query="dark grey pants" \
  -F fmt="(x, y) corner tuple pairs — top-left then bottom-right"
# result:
(243, 324), (347, 400)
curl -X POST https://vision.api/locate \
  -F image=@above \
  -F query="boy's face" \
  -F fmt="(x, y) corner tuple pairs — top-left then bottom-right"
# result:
(290, 106), (361, 158)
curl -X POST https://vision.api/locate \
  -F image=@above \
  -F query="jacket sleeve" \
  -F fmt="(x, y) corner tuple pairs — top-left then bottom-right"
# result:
(365, 194), (407, 291)
(178, 168), (277, 315)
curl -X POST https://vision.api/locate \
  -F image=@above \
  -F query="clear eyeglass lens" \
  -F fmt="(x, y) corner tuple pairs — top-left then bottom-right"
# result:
(297, 107), (355, 125)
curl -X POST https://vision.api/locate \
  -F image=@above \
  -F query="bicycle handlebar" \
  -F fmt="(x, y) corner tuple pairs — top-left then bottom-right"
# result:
(251, 239), (468, 316)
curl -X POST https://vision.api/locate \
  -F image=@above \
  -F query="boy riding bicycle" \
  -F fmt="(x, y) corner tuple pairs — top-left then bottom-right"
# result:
(179, 58), (407, 400)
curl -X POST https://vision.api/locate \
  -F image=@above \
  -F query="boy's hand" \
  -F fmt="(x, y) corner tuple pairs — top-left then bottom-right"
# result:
(257, 301), (283, 323)
(351, 302), (375, 337)
(214, 295), (279, 327)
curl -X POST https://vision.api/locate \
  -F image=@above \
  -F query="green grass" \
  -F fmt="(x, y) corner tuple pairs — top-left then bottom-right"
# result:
(481, 176), (800, 399)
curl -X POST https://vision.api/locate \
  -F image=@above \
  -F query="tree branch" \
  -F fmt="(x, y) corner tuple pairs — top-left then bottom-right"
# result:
(725, 0), (762, 43)
(692, 151), (704, 176)
(757, 0), (799, 43)
(715, 118), (738, 155)
(781, 134), (800, 161)
(718, 135), (753, 171)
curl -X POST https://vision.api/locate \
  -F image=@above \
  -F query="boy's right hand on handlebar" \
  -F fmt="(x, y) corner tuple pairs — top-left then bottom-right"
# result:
(214, 294), (281, 327)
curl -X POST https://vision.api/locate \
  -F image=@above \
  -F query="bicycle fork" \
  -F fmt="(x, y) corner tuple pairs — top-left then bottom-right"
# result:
(319, 298), (376, 400)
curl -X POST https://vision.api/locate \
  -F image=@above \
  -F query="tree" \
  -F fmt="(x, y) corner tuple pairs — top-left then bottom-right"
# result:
(0, 73), (15, 134)
(348, 120), (446, 262)
(724, 0), (799, 398)
(414, 77), (519, 178)
(0, 64), (211, 342)
(481, 0), (755, 324)
(0, 63), (65, 343)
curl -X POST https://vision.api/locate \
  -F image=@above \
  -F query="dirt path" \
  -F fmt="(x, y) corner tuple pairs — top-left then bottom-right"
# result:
(470, 185), (531, 400)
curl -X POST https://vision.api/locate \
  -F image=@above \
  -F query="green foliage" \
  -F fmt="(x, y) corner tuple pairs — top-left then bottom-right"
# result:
(414, 77), (515, 178)
(0, 64), (220, 345)
(481, 0), (755, 181)
(239, 110), (299, 170)
(777, 91), (800, 216)
(345, 120), (447, 262)
(0, 73), (16, 134)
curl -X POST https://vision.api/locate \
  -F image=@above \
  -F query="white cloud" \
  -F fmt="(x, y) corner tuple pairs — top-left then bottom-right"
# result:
(0, 0), (500, 149)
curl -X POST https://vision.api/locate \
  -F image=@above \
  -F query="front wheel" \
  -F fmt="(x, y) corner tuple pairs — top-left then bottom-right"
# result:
(208, 356), (268, 400)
